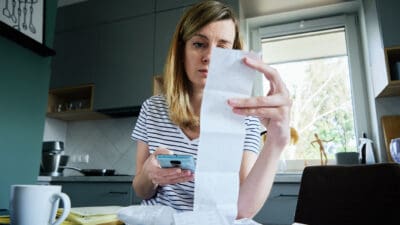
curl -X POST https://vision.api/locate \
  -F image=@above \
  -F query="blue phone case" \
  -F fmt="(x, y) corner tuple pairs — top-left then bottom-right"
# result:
(156, 154), (195, 172)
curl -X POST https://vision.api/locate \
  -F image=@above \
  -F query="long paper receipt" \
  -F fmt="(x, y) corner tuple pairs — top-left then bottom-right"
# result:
(174, 47), (261, 225)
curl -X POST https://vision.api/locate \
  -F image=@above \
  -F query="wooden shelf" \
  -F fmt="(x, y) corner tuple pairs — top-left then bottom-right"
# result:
(47, 84), (109, 121)
(47, 110), (109, 121)
(380, 46), (400, 97)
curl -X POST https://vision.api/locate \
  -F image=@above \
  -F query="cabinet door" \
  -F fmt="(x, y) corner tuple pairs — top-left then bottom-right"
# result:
(50, 29), (96, 88)
(154, 7), (187, 75)
(55, 182), (134, 207)
(94, 14), (155, 110)
(254, 183), (300, 225)
(376, 0), (400, 48)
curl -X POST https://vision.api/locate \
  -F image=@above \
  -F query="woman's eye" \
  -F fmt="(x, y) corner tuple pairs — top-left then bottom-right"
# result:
(193, 42), (205, 48)
(218, 44), (232, 49)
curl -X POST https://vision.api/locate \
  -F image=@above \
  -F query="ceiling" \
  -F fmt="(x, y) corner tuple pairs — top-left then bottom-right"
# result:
(57, 0), (350, 18)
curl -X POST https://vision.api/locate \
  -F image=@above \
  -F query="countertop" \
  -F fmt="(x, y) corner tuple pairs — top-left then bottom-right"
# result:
(37, 175), (134, 183)
(274, 172), (302, 183)
(38, 172), (302, 183)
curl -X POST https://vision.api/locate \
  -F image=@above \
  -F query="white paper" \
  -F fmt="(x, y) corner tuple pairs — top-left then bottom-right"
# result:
(191, 47), (260, 224)
(117, 205), (175, 225)
(173, 210), (229, 225)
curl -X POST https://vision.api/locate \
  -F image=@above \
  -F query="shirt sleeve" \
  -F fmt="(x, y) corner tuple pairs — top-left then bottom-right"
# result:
(131, 99), (149, 143)
(244, 116), (261, 154)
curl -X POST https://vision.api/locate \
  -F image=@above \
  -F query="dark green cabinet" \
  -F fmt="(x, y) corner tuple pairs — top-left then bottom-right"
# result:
(51, 1), (155, 111)
(94, 14), (154, 110)
(50, 0), (240, 111)
(53, 181), (141, 207)
(50, 28), (96, 88)
(254, 183), (300, 225)
(376, 0), (400, 48)
(154, 7), (188, 75)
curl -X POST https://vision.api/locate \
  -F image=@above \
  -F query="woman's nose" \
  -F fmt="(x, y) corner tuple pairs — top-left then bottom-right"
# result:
(202, 47), (212, 64)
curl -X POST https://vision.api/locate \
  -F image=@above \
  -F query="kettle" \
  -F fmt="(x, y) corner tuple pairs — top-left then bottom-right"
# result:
(40, 141), (69, 176)
(390, 138), (400, 163)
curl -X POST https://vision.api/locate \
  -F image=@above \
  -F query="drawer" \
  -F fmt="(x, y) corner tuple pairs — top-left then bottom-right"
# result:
(54, 182), (134, 207)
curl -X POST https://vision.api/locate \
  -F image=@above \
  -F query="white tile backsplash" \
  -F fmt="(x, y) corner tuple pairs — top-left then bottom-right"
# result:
(44, 117), (137, 175)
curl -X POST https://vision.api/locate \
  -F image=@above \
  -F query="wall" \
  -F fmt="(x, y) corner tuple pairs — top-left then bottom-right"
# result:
(0, 1), (57, 209)
(43, 117), (137, 176)
(359, 0), (400, 162)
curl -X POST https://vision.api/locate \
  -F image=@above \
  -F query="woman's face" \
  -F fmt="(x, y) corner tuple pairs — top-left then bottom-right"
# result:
(184, 19), (236, 91)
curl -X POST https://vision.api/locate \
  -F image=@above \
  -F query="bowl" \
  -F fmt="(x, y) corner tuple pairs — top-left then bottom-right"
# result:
(390, 138), (400, 163)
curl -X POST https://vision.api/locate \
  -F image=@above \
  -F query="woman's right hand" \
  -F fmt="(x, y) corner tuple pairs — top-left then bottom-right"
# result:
(142, 147), (194, 186)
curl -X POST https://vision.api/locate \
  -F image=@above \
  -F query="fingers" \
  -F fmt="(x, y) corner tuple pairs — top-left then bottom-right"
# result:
(228, 95), (291, 108)
(242, 57), (287, 94)
(149, 147), (194, 185)
(153, 147), (174, 156)
(151, 168), (194, 186)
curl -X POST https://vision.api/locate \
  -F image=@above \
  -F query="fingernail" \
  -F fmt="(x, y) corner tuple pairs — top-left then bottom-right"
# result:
(227, 99), (238, 105)
(244, 57), (257, 65)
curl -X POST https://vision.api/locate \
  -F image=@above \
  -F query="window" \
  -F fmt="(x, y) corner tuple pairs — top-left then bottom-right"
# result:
(251, 15), (370, 171)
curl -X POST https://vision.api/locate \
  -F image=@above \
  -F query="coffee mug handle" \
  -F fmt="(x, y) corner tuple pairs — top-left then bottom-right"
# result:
(52, 192), (71, 225)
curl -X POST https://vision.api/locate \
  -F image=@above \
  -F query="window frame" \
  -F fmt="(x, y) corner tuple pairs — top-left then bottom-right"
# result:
(249, 14), (371, 153)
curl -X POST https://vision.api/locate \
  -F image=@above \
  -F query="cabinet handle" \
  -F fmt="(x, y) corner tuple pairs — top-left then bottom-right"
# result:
(274, 194), (298, 198)
(108, 191), (128, 195)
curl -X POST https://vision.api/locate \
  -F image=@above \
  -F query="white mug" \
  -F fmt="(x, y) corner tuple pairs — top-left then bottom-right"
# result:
(10, 185), (71, 225)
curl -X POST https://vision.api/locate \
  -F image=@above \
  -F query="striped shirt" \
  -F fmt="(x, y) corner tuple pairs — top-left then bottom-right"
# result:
(131, 95), (261, 211)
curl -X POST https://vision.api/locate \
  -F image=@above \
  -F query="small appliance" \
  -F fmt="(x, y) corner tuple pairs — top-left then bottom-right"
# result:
(40, 141), (69, 176)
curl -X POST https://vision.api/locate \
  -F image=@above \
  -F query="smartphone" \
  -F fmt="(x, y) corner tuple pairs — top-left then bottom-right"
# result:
(156, 154), (195, 172)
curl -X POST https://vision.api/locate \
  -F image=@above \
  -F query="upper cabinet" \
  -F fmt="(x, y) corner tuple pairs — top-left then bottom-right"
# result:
(50, 0), (155, 113)
(376, 0), (400, 47)
(94, 14), (154, 109)
(154, 7), (188, 75)
(365, 0), (400, 97)
(50, 0), (240, 119)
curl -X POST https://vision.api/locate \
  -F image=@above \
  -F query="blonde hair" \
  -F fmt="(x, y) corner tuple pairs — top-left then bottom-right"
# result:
(163, 0), (243, 129)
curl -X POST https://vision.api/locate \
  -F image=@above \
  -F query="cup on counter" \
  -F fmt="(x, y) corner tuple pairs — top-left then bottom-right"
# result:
(9, 184), (71, 225)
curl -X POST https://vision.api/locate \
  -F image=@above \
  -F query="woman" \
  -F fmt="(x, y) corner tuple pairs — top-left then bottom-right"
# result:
(132, 0), (291, 219)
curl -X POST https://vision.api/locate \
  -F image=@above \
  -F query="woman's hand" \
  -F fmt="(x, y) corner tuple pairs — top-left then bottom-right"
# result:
(227, 56), (292, 149)
(142, 147), (194, 187)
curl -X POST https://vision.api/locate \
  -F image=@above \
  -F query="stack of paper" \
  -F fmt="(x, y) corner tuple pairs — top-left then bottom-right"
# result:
(58, 206), (123, 225)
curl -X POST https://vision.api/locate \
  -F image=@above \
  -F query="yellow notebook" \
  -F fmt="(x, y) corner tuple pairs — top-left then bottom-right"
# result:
(58, 206), (123, 225)
(0, 206), (123, 225)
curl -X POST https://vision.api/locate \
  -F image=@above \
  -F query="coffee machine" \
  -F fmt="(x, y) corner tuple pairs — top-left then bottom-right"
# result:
(40, 141), (69, 176)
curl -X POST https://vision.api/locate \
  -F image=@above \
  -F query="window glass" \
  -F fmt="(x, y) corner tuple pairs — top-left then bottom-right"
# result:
(261, 28), (357, 171)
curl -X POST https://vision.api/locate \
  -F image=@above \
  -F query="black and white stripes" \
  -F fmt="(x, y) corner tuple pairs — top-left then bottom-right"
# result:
(132, 95), (261, 211)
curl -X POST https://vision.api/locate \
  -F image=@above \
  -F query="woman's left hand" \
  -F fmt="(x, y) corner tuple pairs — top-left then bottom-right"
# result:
(227, 56), (292, 149)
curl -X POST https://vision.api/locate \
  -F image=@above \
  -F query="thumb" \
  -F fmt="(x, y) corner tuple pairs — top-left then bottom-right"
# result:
(153, 146), (174, 156)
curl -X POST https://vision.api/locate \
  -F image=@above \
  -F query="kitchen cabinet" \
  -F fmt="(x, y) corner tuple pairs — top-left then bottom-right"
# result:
(375, 0), (400, 48)
(254, 183), (300, 225)
(364, 0), (400, 97)
(154, 7), (188, 75)
(381, 46), (400, 97)
(51, 1), (155, 112)
(51, 0), (241, 114)
(93, 14), (154, 110)
(51, 181), (141, 207)
(46, 84), (109, 121)
(50, 29), (96, 89)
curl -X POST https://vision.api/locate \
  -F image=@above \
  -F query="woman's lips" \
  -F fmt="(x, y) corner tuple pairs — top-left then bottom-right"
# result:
(199, 69), (208, 77)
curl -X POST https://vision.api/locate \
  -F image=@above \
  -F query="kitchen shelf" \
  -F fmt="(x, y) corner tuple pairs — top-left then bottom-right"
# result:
(379, 46), (400, 97)
(47, 84), (109, 121)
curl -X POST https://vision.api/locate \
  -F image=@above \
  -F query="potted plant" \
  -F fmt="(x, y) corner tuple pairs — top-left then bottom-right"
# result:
(334, 117), (359, 165)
